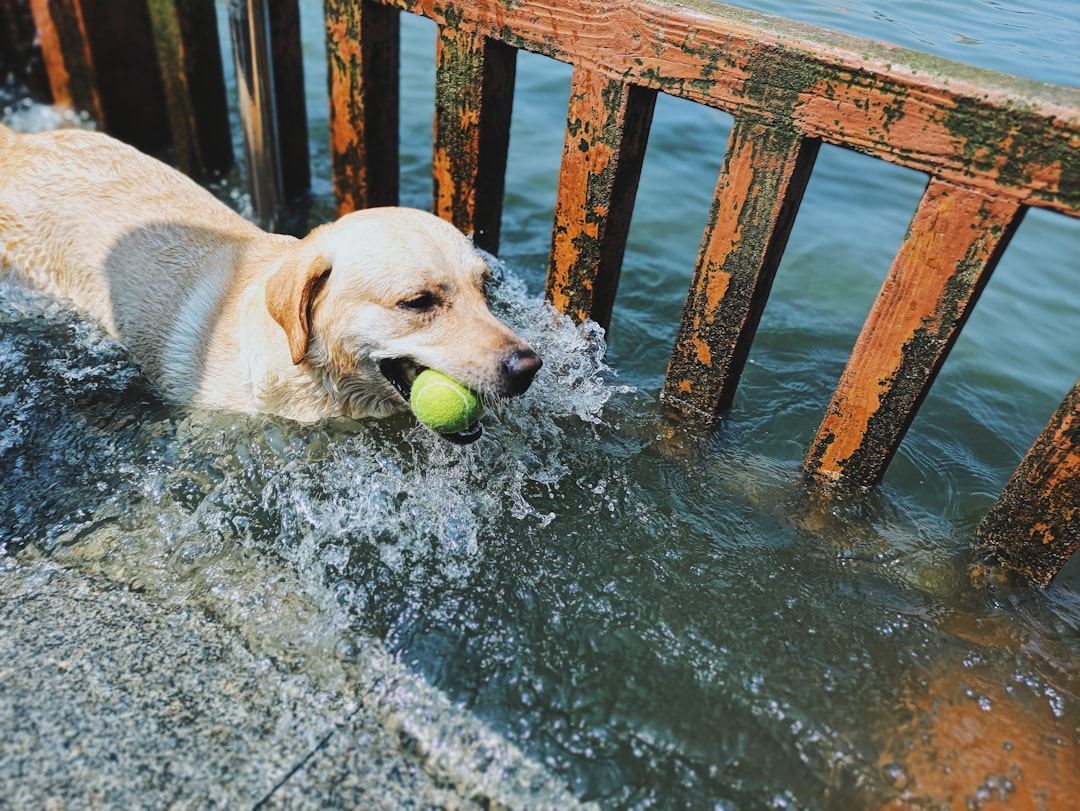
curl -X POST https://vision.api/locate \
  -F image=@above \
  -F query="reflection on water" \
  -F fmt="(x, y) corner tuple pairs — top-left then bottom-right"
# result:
(4, 0), (1080, 805)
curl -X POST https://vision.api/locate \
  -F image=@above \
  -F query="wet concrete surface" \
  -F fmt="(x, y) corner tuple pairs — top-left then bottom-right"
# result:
(0, 558), (508, 810)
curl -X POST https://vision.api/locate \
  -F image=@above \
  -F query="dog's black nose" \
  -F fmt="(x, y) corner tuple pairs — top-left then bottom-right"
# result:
(502, 348), (542, 395)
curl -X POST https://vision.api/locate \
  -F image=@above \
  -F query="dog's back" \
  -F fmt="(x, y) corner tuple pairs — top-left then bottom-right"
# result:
(0, 125), (274, 381)
(2, 124), (540, 424)
(0, 123), (263, 286)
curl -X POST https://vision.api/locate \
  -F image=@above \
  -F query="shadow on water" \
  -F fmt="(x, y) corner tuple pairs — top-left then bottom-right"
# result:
(0, 287), (170, 556)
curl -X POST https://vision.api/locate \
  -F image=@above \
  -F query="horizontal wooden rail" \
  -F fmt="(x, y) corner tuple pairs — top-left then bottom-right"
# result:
(334, 0), (1079, 216)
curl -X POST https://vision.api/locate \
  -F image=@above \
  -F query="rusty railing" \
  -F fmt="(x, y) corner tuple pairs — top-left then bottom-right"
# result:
(323, 0), (1080, 587)
(5, 0), (1080, 585)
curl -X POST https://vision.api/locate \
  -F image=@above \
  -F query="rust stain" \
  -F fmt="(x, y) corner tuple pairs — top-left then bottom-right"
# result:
(697, 135), (761, 316)
(458, 104), (480, 131)
(808, 180), (1024, 486)
(326, 2), (365, 214)
(692, 338), (711, 366)
(545, 281), (574, 316)
(546, 66), (654, 327)
(432, 145), (463, 221)
(702, 267), (731, 314)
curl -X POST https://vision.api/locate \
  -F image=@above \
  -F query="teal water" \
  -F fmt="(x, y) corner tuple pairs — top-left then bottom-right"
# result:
(3, 1), (1080, 808)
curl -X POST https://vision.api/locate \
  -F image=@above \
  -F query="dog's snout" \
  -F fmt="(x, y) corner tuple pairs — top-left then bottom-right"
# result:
(502, 348), (542, 395)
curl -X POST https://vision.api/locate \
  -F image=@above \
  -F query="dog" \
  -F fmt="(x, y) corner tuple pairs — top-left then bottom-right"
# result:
(0, 124), (540, 442)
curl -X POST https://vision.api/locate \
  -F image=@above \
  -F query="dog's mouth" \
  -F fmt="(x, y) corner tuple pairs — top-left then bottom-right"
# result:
(378, 358), (483, 445)
(378, 357), (422, 402)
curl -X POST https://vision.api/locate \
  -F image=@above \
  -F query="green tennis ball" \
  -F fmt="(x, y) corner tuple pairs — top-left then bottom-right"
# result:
(409, 369), (483, 433)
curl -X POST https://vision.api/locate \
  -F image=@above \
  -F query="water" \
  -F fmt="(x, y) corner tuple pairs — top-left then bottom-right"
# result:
(3, 1), (1080, 808)
(739, 0), (1080, 88)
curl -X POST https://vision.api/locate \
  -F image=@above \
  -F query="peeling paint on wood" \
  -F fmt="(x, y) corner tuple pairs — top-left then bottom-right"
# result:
(661, 115), (818, 420)
(976, 380), (1080, 587)
(545, 66), (655, 329)
(326, 0), (400, 215)
(433, 26), (516, 254)
(805, 179), (1025, 487)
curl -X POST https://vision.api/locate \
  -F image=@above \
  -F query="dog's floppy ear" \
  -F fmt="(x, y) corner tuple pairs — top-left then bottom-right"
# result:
(265, 251), (332, 365)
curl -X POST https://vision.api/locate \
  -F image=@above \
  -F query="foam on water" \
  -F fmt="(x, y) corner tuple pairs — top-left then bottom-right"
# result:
(1, 95), (94, 133)
(0, 98), (622, 804)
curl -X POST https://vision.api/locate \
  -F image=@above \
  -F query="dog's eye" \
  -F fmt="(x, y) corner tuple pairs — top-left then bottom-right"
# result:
(399, 292), (438, 312)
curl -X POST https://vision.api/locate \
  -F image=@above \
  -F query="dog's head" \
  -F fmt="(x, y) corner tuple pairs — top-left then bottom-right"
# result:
(265, 207), (541, 439)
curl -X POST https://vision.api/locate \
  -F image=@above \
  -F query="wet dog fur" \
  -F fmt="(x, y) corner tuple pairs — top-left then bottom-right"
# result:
(0, 124), (540, 436)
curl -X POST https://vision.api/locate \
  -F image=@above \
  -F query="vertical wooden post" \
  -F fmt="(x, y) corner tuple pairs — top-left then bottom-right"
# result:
(805, 180), (1025, 488)
(326, 0), (399, 216)
(148, 0), (232, 177)
(228, 0), (308, 230)
(976, 381), (1080, 587)
(229, 0), (286, 229)
(267, 0), (310, 205)
(75, 0), (169, 155)
(1, 0), (51, 99)
(28, 0), (104, 124)
(26, 0), (229, 175)
(661, 116), (818, 420)
(433, 28), (515, 254)
(545, 68), (655, 330)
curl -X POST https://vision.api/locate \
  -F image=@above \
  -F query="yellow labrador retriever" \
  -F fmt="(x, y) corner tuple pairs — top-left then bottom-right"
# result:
(0, 124), (540, 442)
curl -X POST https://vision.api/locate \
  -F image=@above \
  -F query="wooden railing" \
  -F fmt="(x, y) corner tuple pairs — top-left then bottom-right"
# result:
(5, 0), (1080, 586)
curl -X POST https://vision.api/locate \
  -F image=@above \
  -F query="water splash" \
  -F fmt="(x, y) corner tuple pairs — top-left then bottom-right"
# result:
(0, 263), (627, 807)
(1, 95), (95, 132)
